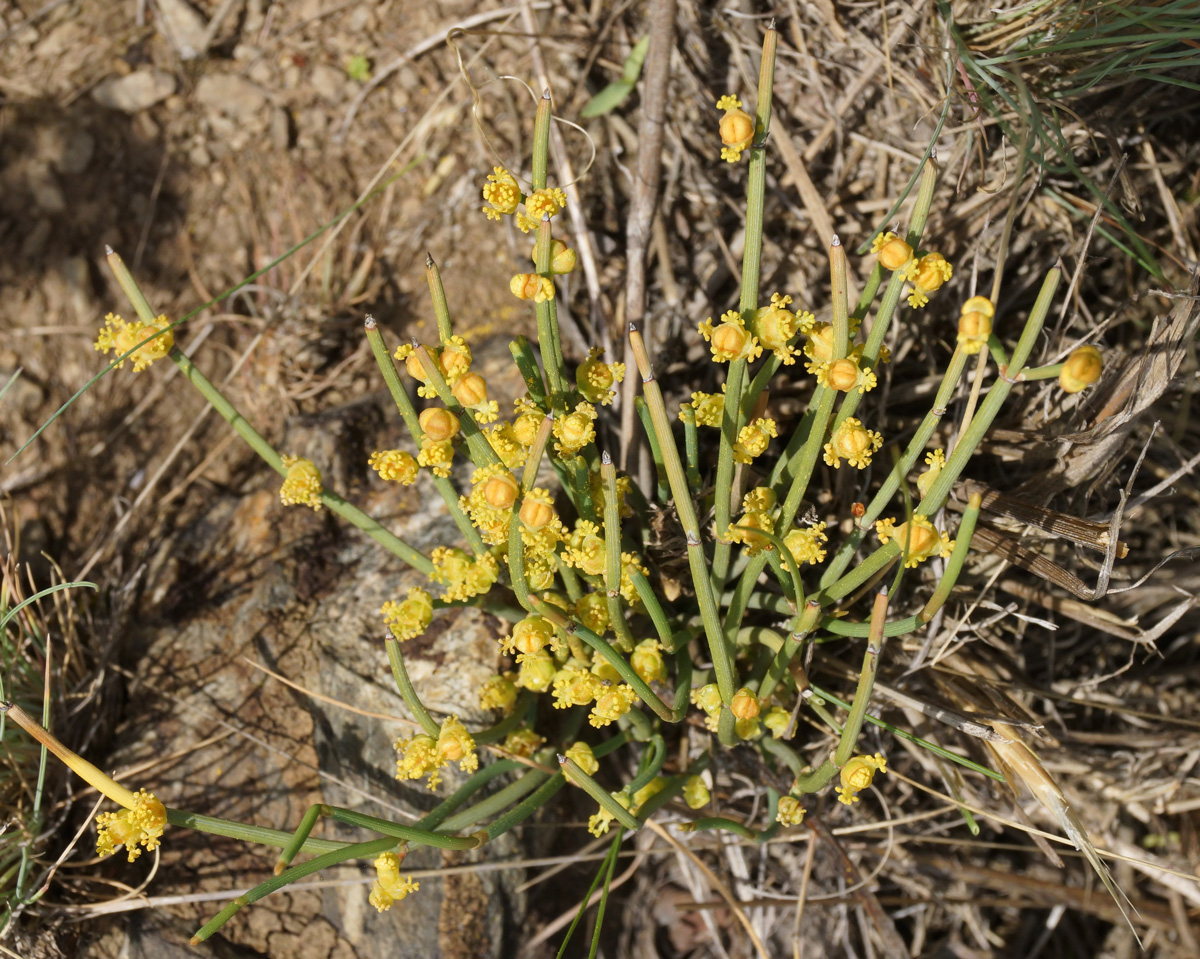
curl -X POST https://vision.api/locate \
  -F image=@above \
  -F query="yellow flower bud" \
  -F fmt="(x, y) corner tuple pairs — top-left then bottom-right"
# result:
(95, 789), (167, 862)
(515, 648), (557, 693)
(690, 683), (721, 715)
(875, 514), (954, 567)
(904, 252), (953, 307)
(1059, 345), (1102, 393)
(763, 705), (790, 738)
(369, 851), (419, 911)
(483, 470), (520, 510)
(531, 238), (577, 274)
(518, 491), (556, 531)
(482, 166), (521, 219)
(871, 231), (913, 271)
(957, 309), (993, 355)
(451, 371), (489, 409)
(630, 639), (666, 684)
(783, 523), (828, 566)
(478, 673), (518, 712)
(504, 614), (558, 655)
(419, 407), (460, 442)
(575, 591), (610, 634)
(510, 273), (555, 302)
(683, 775), (710, 810)
(730, 687), (760, 721)
(502, 727), (545, 758)
(94, 313), (174, 372)
(564, 741), (599, 776)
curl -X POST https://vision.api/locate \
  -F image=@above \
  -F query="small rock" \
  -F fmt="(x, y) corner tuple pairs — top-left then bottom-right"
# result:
(195, 73), (268, 121)
(310, 64), (345, 103)
(154, 0), (209, 60)
(92, 70), (176, 113)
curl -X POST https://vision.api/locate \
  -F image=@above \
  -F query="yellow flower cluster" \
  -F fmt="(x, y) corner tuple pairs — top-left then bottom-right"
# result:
(482, 165), (568, 233)
(369, 449), (419, 485)
(94, 312), (173, 372)
(394, 715), (478, 790)
(733, 417), (777, 464)
(369, 851), (419, 911)
(576, 348), (626, 406)
(429, 547), (499, 601)
(698, 310), (763, 363)
(563, 520), (606, 576)
(478, 673), (518, 713)
(783, 522), (828, 566)
(679, 389), (725, 426)
(629, 639), (666, 684)
(503, 727), (545, 757)
(460, 464), (519, 545)
(875, 514), (953, 567)
(823, 417), (883, 470)
(728, 486), (777, 555)
(95, 789), (167, 862)
(499, 613), (562, 656)
(395, 336), (472, 400)
(690, 682), (722, 732)
(903, 253), (953, 308)
(279, 455), (323, 510)
(683, 775), (710, 809)
(750, 292), (814, 364)
(916, 448), (945, 499)
(553, 401), (597, 455)
(816, 353), (877, 394)
(836, 752), (887, 805)
(587, 789), (632, 837)
(381, 587), (433, 640)
(776, 795), (806, 826)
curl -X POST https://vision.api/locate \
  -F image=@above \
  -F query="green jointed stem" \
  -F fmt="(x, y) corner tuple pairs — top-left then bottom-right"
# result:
(601, 452), (634, 651)
(820, 343), (970, 589)
(681, 405), (701, 490)
(559, 756), (641, 831)
(531, 89), (551, 190)
(109, 251), (435, 574)
(530, 598), (674, 722)
(507, 504), (532, 611)
(418, 760), (523, 831)
(386, 638), (441, 738)
(425, 255), (454, 343)
(629, 568), (675, 654)
(510, 336), (548, 403)
(830, 236), (850, 359)
(165, 809), (348, 855)
(627, 327), (735, 711)
(711, 26), (778, 595)
(919, 492), (982, 621)
(438, 767), (552, 834)
(916, 268), (1059, 516)
(412, 345), (503, 469)
(634, 398), (670, 503)
(626, 734), (667, 794)
(365, 318), (485, 554)
(759, 734), (804, 777)
(807, 684), (1005, 782)
(833, 586), (890, 767)
(192, 836), (399, 943)
(484, 773), (564, 841)
(533, 216), (568, 402)
(279, 803), (481, 873)
(521, 414), (553, 491)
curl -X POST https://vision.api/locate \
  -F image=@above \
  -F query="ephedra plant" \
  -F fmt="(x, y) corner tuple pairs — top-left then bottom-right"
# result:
(4, 24), (1117, 950)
